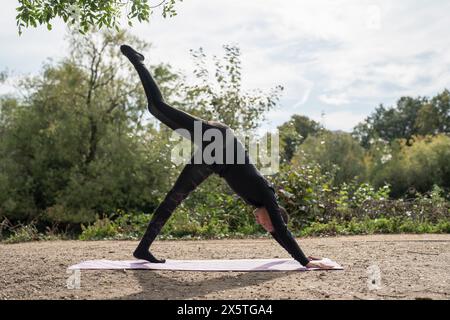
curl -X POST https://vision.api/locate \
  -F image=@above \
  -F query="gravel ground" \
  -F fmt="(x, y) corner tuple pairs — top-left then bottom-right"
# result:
(0, 234), (449, 300)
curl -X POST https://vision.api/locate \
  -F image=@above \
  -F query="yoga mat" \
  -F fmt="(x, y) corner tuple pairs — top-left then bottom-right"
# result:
(68, 258), (342, 272)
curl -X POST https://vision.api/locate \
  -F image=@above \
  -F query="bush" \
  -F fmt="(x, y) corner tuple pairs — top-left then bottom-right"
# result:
(269, 162), (335, 228)
(79, 217), (118, 240)
(1, 220), (62, 244)
(369, 134), (450, 197)
(4, 225), (41, 244)
(292, 131), (366, 186)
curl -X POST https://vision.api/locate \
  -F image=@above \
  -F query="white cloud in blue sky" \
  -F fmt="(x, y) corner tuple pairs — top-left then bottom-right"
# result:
(1, 0), (450, 132)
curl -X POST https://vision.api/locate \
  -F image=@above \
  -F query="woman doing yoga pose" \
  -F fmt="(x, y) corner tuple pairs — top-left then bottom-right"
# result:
(120, 45), (330, 269)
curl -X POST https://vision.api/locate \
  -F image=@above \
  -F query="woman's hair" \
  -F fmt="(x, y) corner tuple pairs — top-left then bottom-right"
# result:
(279, 206), (289, 224)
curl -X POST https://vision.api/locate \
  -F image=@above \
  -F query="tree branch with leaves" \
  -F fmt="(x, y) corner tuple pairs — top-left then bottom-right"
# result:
(15, 0), (183, 35)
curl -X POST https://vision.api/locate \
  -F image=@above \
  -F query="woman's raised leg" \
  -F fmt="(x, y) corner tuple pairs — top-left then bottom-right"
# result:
(120, 45), (214, 139)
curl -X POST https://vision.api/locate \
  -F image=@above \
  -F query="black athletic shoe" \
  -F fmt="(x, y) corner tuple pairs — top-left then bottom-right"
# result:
(120, 45), (145, 64)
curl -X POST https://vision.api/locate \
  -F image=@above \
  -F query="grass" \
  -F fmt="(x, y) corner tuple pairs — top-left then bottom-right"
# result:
(2, 216), (449, 243)
(75, 216), (450, 240)
(300, 218), (450, 237)
(2, 224), (63, 244)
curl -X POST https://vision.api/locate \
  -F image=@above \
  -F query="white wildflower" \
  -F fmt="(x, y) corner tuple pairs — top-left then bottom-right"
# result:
(380, 154), (392, 164)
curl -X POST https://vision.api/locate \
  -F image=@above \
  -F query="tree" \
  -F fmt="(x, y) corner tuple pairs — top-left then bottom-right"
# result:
(0, 70), (7, 83)
(415, 90), (450, 136)
(0, 30), (180, 224)
(180, 45), (283, 133)
(277, 115), (324, 163)
(0, 29), (284, 228)
(353, 90), (450, 148)
(15, 0), (183, 35)
(368, 134), (450, 197)
(292, 131), (366, 186)
(352, 97), (424, 148)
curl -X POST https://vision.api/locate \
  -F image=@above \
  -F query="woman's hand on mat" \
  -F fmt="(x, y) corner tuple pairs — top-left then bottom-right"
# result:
(305, 260), (334, 269)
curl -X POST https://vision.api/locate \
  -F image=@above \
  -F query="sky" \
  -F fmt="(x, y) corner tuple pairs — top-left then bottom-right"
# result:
(1, 0), (450, 132)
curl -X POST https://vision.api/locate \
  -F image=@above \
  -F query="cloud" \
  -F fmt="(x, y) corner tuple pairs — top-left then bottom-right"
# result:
(0, 83), (15, 95)
(319, 93), (350, 106)
(310, 111), (368, 132)
(1, 0), (449, 133)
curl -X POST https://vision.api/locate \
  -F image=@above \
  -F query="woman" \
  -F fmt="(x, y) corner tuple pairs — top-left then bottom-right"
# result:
(120, 45), (331, 269)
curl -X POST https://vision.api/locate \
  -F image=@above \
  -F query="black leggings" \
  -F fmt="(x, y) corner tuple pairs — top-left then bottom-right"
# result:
(132, 59), (219, 141)
(131, 58), (218, 247)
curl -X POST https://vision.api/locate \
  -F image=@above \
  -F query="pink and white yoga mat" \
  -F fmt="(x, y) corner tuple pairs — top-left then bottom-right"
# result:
(69, 258), (343, 272)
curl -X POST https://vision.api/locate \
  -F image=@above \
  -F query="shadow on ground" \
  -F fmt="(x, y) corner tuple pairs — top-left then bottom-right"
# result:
(118, 269), (290, 299)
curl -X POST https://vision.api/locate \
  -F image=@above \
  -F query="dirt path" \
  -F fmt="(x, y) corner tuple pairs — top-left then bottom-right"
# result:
(0, 234), (449, 300)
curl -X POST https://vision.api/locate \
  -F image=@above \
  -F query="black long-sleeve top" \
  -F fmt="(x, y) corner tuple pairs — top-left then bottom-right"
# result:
(210, 135), (310, 266)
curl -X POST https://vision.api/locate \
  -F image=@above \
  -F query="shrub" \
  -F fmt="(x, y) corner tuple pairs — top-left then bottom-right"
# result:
(4, 224), (41, 244)
(292, 131), (366, 186)
(79, 217), (118, 240)
(369, 134), (450, 197)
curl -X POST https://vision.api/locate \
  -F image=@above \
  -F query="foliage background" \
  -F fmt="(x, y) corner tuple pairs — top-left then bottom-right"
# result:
(1, 31), (449, 242)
